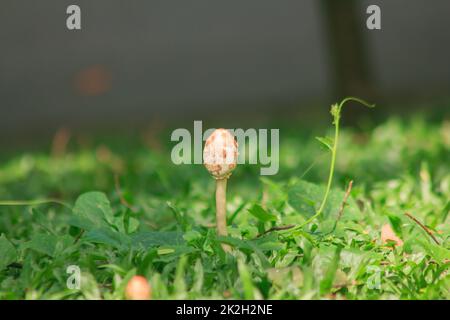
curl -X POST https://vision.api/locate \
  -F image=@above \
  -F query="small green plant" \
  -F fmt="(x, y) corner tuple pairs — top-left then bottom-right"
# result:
(297, 97), (375, 229)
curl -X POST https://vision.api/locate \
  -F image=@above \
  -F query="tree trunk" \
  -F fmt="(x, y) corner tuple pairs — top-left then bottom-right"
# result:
(320, 0), (377, 116)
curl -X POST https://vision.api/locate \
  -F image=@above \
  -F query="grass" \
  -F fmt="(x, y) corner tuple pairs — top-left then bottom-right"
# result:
(0, 103), (449, 300)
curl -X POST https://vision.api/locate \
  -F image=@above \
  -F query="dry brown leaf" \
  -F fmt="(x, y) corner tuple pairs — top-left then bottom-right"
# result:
(381, 224), (403, 247)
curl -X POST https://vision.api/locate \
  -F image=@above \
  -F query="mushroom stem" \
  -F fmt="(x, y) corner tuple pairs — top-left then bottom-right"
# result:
(203, 128), (238, 252)
(215, 178), (227, 236)
(215, 178), (230, 251)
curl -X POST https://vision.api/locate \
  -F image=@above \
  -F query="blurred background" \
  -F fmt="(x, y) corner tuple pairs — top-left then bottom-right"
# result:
(0, 0), (449, 146)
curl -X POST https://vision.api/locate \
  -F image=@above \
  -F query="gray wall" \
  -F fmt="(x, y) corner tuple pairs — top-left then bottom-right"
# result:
(0, 1), (449, 134)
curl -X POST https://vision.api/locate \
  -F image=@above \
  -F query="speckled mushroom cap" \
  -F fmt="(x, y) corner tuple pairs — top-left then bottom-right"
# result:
(203, 129), (238, 179)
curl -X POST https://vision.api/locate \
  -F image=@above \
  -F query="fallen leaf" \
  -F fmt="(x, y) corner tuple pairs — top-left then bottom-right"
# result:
(381, 224), (403, 247)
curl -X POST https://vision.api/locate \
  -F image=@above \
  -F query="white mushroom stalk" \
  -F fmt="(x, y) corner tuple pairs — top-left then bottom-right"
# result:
(203, 129), (238, 250)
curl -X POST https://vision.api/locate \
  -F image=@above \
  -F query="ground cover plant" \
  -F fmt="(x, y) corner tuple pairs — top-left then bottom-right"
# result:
(0, 100), (449, 300)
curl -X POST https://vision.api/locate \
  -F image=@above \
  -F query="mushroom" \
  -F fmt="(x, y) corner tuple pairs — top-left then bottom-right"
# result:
(203, 129), (238, 251)
(125, 275), (152, 300)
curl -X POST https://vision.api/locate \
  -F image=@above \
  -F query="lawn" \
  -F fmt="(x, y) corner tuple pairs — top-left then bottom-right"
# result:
(0, 103), (449, 300)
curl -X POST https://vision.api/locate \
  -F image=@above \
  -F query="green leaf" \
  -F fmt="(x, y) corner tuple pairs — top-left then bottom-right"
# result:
(388, 213), (403, 237)
(183, 230), (202, 243)
(288, 180), (360, 222)
(167, 202), (188, 230)
(252, 233), (284, 251)
(320, 247), (342, 294)
(315, 136), (334, 151)
(216, 236), (271, 268)
(131, 231), (185, 249)
(248, 204), (277, 222)
(192, 259), (204, 294)
(126, 217), (140, 234)
(238, 259), (255, 299)
(288, 180), (323, 218)
(174, 255), (188, 294)
(23, 233), (58, 257)
(157, 248), (175, 255)
(73, 191), (113, 231)
(0, 234), (17, 270)
(155, 246), (197, 262)
(413, 238), (450, 262)
(440, 201), (449, 223)
(83, 228), (131, 250)
(67, 215), (96, 230)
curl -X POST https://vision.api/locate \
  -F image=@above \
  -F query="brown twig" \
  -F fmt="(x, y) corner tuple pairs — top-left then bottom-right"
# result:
(336, 180), (353, 223)
(256, 224), (296, 238)
(114, 173), (136, 212)
(404, 212), (440, 245)
(325, 180), (354, 235)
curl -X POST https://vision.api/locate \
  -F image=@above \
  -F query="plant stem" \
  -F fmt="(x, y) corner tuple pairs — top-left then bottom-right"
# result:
(298, 97), (374, 228)
(0, 199), (72, 210)
(298, 113), (339, 227)
(404, 212), (440, 245)
(216, 178), (230, 251)
(256, 224), (296, 238)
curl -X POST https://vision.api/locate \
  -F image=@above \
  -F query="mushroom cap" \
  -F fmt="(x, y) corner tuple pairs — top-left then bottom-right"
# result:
(125, 275), (152, 300)
(203, 129), (238, 179)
